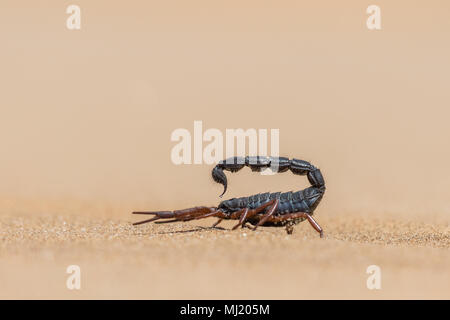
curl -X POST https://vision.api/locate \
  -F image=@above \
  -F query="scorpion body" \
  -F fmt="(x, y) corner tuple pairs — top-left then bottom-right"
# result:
(133, 156), (326, 236)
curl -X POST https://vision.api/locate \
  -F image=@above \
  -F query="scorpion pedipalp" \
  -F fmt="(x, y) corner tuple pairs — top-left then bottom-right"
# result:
(132, 207), (220, 225)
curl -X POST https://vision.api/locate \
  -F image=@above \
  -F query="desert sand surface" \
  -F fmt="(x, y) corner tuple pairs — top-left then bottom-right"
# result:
(1, 1), (450, 300)
(0, 206), (448, 299)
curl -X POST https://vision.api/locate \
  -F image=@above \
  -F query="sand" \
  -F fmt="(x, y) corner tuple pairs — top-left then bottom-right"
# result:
(0, 210), (448, 299)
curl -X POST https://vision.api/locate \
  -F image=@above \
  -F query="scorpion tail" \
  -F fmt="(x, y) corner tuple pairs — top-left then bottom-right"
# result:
(212, 166), (227, 197)
(211, 157), (325, 197)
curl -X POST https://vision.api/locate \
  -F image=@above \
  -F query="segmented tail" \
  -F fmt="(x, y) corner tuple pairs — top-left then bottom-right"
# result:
(211, 156), (325, 197)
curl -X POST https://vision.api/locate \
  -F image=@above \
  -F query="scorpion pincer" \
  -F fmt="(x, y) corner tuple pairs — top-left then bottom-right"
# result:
(132, 156), (326, 237)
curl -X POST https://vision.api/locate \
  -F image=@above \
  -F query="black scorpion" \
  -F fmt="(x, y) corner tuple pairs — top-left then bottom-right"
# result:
(132, 156), (326, 236)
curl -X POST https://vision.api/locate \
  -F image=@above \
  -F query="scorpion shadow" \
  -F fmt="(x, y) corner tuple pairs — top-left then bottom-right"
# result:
(155, 225), (227, 235)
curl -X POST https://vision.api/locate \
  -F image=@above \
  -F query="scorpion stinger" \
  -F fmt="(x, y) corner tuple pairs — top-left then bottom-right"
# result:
(212, 166), (228, 197)
(132, 156), (326, 236)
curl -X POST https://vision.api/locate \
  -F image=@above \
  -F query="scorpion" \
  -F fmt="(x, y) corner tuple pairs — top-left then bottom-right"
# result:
(132, 156), (326, 237)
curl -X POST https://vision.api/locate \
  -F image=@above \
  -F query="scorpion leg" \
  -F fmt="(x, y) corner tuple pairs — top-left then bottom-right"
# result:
(266, 212), (324, 238)
(251, 199), (280, 231)
(212, 218), (224, 228)
(226, 199), (277, 230)
(231, 208), (249, 230)
(304, 214), (324, 238)
(285, 222), (295, 235)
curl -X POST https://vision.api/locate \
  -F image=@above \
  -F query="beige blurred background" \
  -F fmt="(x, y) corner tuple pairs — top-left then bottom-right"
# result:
(0, 1), (449, 299)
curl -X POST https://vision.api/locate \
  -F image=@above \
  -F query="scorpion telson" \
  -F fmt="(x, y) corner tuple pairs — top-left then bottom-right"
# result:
(132, 156), (326, 237)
